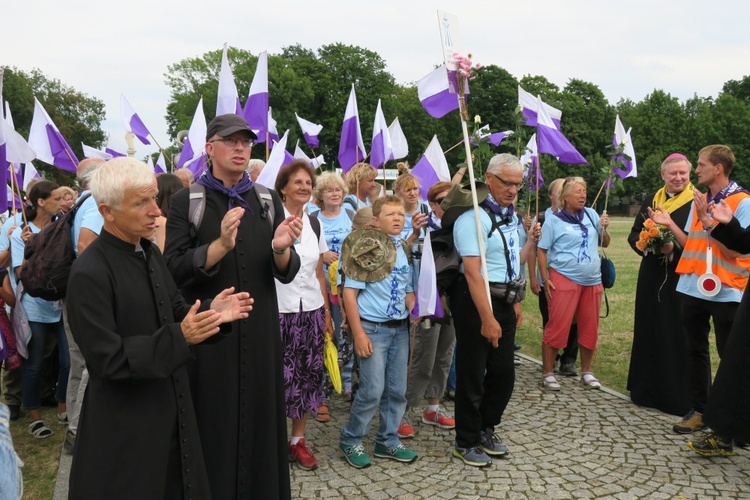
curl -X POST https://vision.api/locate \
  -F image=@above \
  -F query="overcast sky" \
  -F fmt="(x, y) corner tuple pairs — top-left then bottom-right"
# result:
(3, 0), (749, 159)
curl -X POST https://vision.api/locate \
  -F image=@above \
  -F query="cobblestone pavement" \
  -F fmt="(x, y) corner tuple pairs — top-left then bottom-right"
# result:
(290, 354), (750, 499)
(55, 354), (750, 499)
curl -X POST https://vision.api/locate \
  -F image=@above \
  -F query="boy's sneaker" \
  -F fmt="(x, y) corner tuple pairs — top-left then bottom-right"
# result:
(397, 418), (415, 438)
(673, 409), (707, 434)
(289, 439), (318, 470)
(422, 407), (455, 429)
(339, 443), (371, 469)
(688, 432), (735, 457)
(480, 428), (509, 457)
(453, 446), (492, 467)
(373, 442), (418, 463)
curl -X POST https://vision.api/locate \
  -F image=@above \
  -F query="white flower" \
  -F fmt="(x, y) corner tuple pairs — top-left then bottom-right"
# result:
(474, 115), (481, 124)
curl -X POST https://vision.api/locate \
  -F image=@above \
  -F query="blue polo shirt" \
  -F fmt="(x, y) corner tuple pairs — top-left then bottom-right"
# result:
(72, 191), (103, 256)
(454, 208), (520, 283)
(345, 240), (414, 323)
(537, 207), (601, 286)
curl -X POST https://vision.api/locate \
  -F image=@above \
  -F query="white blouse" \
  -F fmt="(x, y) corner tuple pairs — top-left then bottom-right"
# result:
(275, 209), (329, 313)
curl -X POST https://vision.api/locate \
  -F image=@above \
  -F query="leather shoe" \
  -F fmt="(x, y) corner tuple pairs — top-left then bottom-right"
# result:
(8, 405), (19, 421)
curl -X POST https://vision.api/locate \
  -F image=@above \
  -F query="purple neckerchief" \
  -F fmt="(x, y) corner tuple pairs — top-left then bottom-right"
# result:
(197, 167), (254, 210)
(554, 208), (588, 237)
(427, 211), (442, 230)
(707, 180), (749, 204)
(481, 192), (514, 219)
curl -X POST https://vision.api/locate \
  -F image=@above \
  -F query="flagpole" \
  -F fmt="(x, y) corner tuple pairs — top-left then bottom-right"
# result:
(590, 177), (608, 209)
(535, 164), (540, 221)
(456, 96), (492, 313)
(147, 134), (174, 170)
(442, 139), (463, 156)
(8, 163), (28, 227)
(61, 147), (79, 170)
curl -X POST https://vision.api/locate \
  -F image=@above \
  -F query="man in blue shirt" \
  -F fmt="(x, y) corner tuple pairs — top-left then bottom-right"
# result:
(449, 154), (530, 467)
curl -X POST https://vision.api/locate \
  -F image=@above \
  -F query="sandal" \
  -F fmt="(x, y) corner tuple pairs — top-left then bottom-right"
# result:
(29, 420), (53, 439)
(580, 372), (601, 389)
(540, 374), (561, 391)
(315, 404), (330, 423)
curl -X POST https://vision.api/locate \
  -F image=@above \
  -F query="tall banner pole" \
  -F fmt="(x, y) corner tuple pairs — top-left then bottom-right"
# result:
(438, 10), (492, 311)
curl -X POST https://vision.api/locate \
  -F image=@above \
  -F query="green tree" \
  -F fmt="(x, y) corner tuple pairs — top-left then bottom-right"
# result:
(2, 66), (105, 185)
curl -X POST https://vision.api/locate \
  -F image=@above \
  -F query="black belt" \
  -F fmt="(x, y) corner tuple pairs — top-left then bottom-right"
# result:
(362, 318), (407, 328)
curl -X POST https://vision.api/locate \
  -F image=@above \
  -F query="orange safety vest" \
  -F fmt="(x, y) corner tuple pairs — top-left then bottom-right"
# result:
(676, 191), (750, 290)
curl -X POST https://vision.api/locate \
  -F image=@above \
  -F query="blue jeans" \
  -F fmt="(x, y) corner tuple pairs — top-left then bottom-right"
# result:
(22, 320), (69, 410)
(340, 320), (408, 448)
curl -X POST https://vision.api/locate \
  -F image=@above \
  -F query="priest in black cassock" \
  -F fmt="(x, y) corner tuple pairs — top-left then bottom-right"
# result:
(627, 153), (694, 416)
(165, 114), (301, 499)
(67, 157), (254, 499)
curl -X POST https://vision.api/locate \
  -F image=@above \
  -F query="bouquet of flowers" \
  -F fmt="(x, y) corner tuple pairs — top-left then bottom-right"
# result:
(635, 218), (675, 255)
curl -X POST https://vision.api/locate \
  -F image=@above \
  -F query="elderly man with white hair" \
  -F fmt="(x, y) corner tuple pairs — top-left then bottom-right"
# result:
(65, 157), (254, 499)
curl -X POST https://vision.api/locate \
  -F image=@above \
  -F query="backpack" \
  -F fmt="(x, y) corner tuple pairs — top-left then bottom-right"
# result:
(188, 183), (276, 237)
(20, 193), (92, 301)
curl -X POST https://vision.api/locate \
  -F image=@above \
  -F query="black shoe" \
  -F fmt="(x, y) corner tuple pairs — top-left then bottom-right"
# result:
(558, 363), (578, 377)
(63, 430), (76, 455)
(8, 405), (19, 421)
(688, 432), (734, 457)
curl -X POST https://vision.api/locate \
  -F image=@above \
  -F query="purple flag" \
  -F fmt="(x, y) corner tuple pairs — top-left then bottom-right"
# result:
(472, 126), (513, 147)
(417, 65), (460, 118)
(186, 153), (208, 177)
(120, 94), (152, 145)
(28, 98), (79, 173)
(217, 43), (243, 117)
(155, 152), (167, 174)
(525, 157), (544, 191)
(535, 96), (587, 165)
(411, 135), (451, 200)
(243, 51), (269, 141)
(612, 114), (637, 179)
(295, 113), (322, 149)
(411, 231), (444, 319)
(105, 147), (126, 158)
(518, 86), (562, 128)
(45, 125), (79, 173)
(178, 98), (207, 169)
(370, 100), (392, 168)
(177, 137), (195, 169)
(338, 85), (367, 172)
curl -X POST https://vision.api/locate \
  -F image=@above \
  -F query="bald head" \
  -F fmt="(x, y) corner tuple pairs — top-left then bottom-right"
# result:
(175, 168), (194, 187)
(76, 158), (106, 189)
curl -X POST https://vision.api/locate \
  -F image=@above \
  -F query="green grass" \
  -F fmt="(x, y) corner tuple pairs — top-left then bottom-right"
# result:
(8, 406), (63, 500)
(516, 216), (720, 394)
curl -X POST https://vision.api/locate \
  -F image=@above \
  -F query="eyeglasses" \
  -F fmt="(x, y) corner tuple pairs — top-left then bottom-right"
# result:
(487, 171), (522, 189)
(209, 136), (254, 148)
(323, 188), (343, 195)
(431, 197), (446, 205)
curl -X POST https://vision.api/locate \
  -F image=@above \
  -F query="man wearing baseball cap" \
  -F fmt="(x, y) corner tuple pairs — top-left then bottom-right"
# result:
(164, 114), (301, 499)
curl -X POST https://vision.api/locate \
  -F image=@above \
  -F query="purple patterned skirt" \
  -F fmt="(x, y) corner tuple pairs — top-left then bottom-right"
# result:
(279, 307), (325, 419)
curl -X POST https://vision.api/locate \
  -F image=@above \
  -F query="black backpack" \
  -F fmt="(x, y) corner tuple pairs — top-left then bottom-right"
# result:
(20, 193), (91, 301)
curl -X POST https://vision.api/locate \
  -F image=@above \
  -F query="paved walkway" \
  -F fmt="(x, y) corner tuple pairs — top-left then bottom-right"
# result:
(54, 354), (750, 499)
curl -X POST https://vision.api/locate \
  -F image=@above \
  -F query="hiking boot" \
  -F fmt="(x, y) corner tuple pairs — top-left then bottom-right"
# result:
(453, 445), (492, 467)
(339, 443), (371, 469)
(289, 438), (318, 470)
(480, 428), (509, 457)
(673, 409), (707, 434)
(397, 418), (415, 438)
(373, 442), (418, 463)
(688, 432), (735, 457)
(422, 407), (455, 429)
(559, 363), (578, 377)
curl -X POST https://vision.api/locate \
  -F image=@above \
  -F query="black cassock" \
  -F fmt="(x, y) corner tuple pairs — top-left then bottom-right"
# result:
(626, 194), (692, 416)
(165, 184), (299, 500)
(704, 217), (750, 443)
(67, 230), (211, 500)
